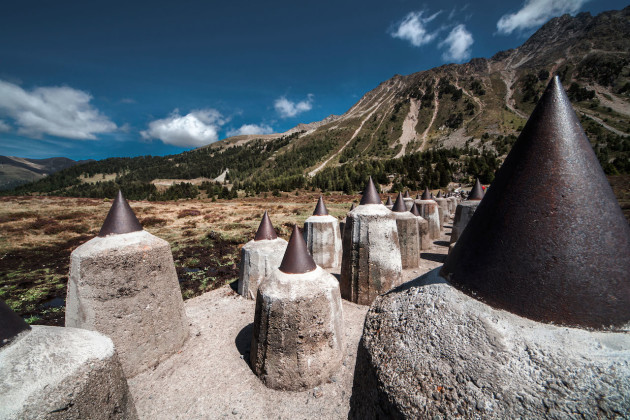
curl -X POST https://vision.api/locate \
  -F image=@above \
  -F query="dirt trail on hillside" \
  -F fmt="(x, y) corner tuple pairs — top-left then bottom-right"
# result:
(308, 86), (399, 177)
(128, 226), (453, 419)
(419, 78), (440, 151)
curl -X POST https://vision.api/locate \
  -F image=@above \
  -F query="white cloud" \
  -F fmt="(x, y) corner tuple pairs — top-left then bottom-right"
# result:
(390, 10), (441, 47)
(0, 120), (10, 133)
(226, 123), (274, 137)
(497, 0), (590, 35)
(141, 109), (226, 148)
(439, 24), (474, 62)
(274, 94), (313, 118)
(0, 79), (116, 140)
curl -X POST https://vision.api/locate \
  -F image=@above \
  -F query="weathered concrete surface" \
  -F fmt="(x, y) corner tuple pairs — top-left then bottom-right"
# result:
(0, 326), (137, 420)
(450, 200), (481, 244)
(303, 215), (342, 269)
(434, 197), (449, 223)
(415, 199), (441, 239)
(351, 268), (630, 419)
(66, 230), (189, 378)
(340, 204), (402, 306)
(238, 237), (288, 299)
(417, 217), (431, 250)
(251, 266), (345, 391)
(447, 196), (458, 214)
(392, 212), (420, 269)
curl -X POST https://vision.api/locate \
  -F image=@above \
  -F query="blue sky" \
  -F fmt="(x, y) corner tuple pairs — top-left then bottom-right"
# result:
(0, 0), (626, 160)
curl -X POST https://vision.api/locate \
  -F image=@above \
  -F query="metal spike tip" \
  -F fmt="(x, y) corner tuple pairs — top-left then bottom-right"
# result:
(312, 196), (329, 216)
(392, 192), (407, 212)
(359, 177), (382, 205)
(254, 211), (278, 241)
(98, 190), (143, 237)
(278, 225), (317, 274)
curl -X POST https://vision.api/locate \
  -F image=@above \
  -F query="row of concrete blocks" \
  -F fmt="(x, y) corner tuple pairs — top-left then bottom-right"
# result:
(238, 196), (459, 303)
(245, 195), (467, 392)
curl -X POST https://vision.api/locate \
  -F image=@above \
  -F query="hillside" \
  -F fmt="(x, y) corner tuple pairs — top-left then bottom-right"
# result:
(0, 156), (94, 191)
(5, 6), (630, 199)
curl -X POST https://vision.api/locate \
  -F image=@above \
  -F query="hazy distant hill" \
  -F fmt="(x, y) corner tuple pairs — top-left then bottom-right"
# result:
(0, 156), (93, 190)
(5, 7), (630, 199)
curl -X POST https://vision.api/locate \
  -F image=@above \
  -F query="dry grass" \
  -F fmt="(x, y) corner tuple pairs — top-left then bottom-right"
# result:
(0, 193), (352, 326)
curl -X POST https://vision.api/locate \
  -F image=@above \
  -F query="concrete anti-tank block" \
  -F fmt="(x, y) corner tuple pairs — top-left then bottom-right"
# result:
(303, 215), (342, 269)
(415, 199), (441, 239)
(66, 230), (189, 378)
(340, 205), (402, 305)
(434, 197), (449, 223)
(238, 238), (287, 299)
(392, 212), (420, 269)
(350, 268), (630, 419)
(450, 200), (481, 244)
(416, 217), (431, 250)
(250, 266), (345, 391)
(0, 326), (137, 419)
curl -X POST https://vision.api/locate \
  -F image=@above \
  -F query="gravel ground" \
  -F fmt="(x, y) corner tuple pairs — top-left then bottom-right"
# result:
(127, 224), (452, 419)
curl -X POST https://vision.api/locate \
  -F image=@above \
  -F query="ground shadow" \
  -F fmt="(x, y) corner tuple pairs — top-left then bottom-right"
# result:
(235, 322), (253, 368)
(229, 280), (238, 292)
(433, 240), (450, 247)
(421, 252), (447, 263)
(332, 273), (341, 281)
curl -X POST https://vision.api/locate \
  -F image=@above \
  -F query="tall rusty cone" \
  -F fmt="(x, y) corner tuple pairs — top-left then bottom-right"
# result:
(392, 192), (407, 212)
(403, 190), (411, 199)
(441, 76), (630, 330)
(254, 211), (278, 241)
(279, 225), (317, 274)
(468, 179), (484, 200)
(385, 196), (393, 207)
(436, 190), (443, 198)
(313, 196), (329, 216)
(0, 299), (30, 348)
(360, 177), (382, 205)
(421, 188), (431, 200)
(98, 190), (143, 237)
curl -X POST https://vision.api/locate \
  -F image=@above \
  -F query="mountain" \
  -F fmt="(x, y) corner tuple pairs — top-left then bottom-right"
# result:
(0, 156), (94, 191)
(4, 7), (630, 199)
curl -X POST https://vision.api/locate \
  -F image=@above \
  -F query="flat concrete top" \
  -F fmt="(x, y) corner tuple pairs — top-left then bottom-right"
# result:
(304, 214), (338, 223)
(0, 326), (114, 419)
(262, 266), (339, 300)
(127, 226), (453, 419)
(73, 230), (166, 257)
(348, 203), (392, 217)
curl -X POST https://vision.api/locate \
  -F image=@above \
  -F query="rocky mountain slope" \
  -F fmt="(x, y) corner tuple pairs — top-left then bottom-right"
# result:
(0, 156), (93, 190)
(5, 7), (630, 199)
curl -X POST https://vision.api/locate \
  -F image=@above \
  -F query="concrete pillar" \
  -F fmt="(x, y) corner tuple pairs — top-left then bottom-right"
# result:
(391, 193), (420, 269)
(303, 196), (342, 269)
(0, 301), (137, 419)
(402, 190), (414, 210)
(384, 196), (393, 210)
(340, 177), (402, 305)
(446, 196), (458, 215)
(434, 197), (449, 223)
(414, 199), (440, 239)
(66, 191), (188, 378)
(450, 200), (481, 244)
(410, 202), (431, 250)
(251, 225), (344, 391)
(239, 212), (288, 299)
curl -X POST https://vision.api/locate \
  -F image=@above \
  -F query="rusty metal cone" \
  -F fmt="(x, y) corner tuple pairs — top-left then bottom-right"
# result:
(0, 299), (31, 349)
(313, 196), (329, 216)
(98, 190), (143, 237)
(409, 202), (421, 217)
(254, 211), (278, 241)
(436, 191), (443, 198)
(415, 193), (421, 199)
(385, 196), (393, 206)
(467, 179), (484, 200)
(441, 76), (630, 330)
(392, 192), (407, 212)
(403, 190), (411, 199)
(278, 224), (317, 274)
(421, 188), (431, 200)
(359, 176), (382, 205)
